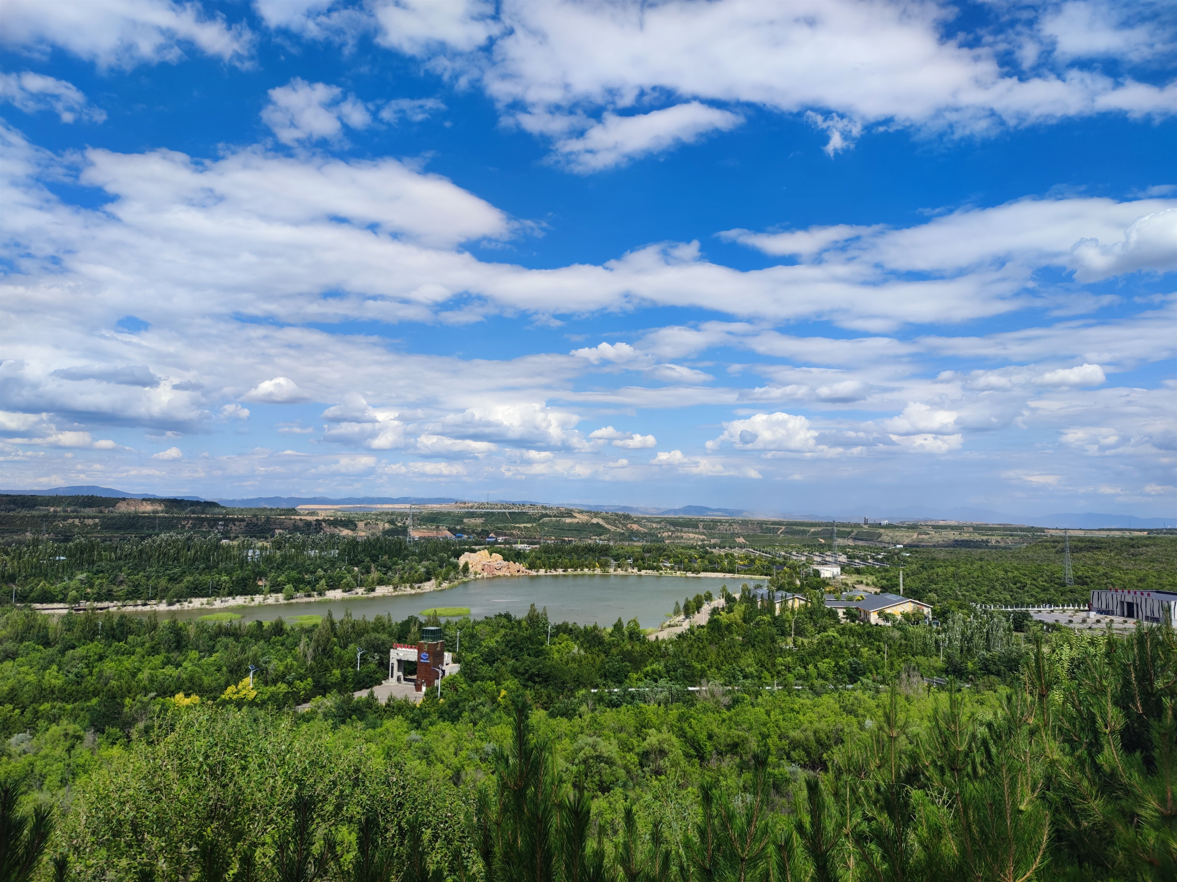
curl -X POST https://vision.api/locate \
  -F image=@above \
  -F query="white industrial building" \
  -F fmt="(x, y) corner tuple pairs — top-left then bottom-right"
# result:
(1090, 588), (1177, 627)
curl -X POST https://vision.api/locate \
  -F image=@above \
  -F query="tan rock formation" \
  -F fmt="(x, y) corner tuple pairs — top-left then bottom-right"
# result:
(459, 549), (532, 577)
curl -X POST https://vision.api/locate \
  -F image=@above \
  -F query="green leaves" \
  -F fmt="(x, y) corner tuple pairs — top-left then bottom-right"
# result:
(0, 776), (54, 882)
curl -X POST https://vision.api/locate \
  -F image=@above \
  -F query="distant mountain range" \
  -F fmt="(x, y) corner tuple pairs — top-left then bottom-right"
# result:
(1, 486), (1171, 529)
(0, 485), (206, 502)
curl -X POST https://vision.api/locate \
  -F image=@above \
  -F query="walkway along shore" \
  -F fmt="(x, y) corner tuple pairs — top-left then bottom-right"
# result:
(29, 568), (760, 616)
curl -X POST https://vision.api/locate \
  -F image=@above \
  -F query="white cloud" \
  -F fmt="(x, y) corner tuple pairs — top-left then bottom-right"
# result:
(243, 377), (307, 403)
(719, 224), (881, 257)
(414, 434), (496, 457)
(1036, 363), (1106, 387)
(0, 0), (252, 69)
(553, 103), (742, 172)
(312, 454), (376, 474)
(379, 97), (446, 124)
(0, 72), (105, 123)
(883, 403), (959, 435)
(152, 446), (182, 460)
(433, 403), (585, 450)
(1040, 1), (1176, 63)
(262, 78), (371, 145)
(804, 111), (862, 156)
(651, 448), (760, 478)
(590, 427), (657, 449)
(889, 433), (963, 454)
(1021, 473), (1062, 486)
(707, 412), (818, 452)
(1069, 208), (1177, 281)
(571, 342), (647, 365)
(472, 0), (1177, 169)
(220, 403), (250, 420)
(371, 0), (500, 56)
(382, 460), (467, 477)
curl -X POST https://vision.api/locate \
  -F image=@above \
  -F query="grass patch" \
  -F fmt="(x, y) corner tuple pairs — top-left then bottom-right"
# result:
(289, 614), (322, 628)
(197, 611), (242, 623)
(420, 607), (471, 617)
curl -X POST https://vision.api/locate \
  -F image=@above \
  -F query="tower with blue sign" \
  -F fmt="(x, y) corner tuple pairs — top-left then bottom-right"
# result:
(416, 625), (445, 693)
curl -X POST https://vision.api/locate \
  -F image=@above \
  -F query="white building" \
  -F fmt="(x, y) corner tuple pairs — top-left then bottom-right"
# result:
(815, 565), (841, 579)
(1090, 588), (1177, 627)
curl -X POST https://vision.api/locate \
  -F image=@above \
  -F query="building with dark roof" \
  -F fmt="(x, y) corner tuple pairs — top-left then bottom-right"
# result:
(749, 586), (808, 614)
(824, 591), (932, 625)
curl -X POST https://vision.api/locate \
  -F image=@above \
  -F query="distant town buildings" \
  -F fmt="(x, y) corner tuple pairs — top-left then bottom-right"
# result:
(824, 592), (932, 625)
(1090, 588), (1177, 627)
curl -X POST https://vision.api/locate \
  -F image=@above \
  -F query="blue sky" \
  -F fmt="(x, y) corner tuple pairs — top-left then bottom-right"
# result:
(0, 0), (1174, 518)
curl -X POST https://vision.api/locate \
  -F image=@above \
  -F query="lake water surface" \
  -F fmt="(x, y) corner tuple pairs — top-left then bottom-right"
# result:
(151, 574), (766, 628)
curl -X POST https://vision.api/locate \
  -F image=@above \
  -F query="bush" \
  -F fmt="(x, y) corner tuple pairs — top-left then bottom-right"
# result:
(282, 585), (295, 601)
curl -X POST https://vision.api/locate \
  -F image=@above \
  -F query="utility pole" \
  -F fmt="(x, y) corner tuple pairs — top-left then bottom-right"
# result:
(456, 630), (460, 654)
(832, 520), (837, 559)
(1063, 529), (1074, 586)
(547, 622), (551, 645)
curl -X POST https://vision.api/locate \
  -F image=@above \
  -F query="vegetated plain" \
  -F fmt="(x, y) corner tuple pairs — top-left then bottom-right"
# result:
(1, 494), (1175, 880)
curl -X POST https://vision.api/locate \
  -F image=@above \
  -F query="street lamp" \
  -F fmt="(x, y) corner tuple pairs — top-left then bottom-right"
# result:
(356, 648), (366, 671)
(248, 664), (259, 689)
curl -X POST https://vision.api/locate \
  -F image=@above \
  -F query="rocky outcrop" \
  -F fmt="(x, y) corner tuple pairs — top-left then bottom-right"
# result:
(459, 549), (532, 577)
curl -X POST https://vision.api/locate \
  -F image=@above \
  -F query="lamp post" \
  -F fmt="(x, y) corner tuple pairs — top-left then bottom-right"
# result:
(248, 664), (259, 689)
(356, 648), (366, 671)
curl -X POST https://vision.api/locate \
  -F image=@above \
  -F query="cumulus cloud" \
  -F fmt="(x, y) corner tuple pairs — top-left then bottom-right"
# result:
(433, 403), (585, 450)
(589, 427), (656, 449)
(243, 377), (307, 403)
(1036, 363), (1107, 387)
(152, 446), (182, 460)
(0, 72), (105, 123)
(371, 0), (500, 56)
(472, 0), (1177, 169)
(883, 403), (959, 435)
(1069, 209), (1177, 281)
(262, 78), (371, 145)
(0, 0), (252, 69)
(220, 403), (250, 420)
(719, 224), (881, 257)
(1039, 1), (1176, 63)
(571, 342), (647, 365)
(707, 412), (818, 452)
(553, 103), (743, 172)
(804, 112), (863, 156)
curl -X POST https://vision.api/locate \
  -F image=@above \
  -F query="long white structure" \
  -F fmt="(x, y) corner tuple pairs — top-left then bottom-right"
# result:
(1090, 588), (1177, 626)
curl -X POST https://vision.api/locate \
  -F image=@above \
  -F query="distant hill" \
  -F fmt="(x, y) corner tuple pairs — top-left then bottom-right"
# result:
(0, 485), (204, 501)
(0, 493), (221, 513)
(1, 487), (1170, 528)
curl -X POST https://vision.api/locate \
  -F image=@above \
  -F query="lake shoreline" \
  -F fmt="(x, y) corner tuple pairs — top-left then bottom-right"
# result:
(30, 569), (754, 617)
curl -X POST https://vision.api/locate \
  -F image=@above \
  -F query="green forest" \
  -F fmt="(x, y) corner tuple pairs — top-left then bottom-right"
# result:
(2, 556), (1176, 881)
